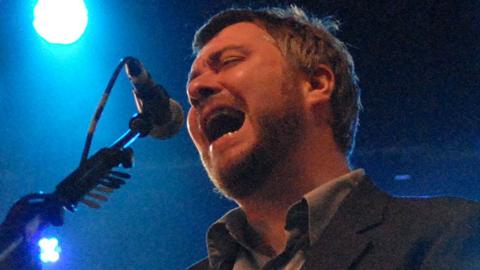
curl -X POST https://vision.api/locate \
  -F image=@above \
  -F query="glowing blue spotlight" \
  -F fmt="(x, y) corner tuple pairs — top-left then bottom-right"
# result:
(38, 237), (61, 263)
(33, 0), (88, 44)
(394, 174), (412, 181)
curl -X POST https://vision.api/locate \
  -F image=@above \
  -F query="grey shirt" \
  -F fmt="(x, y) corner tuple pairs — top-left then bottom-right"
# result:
(205, 169), (365, 269)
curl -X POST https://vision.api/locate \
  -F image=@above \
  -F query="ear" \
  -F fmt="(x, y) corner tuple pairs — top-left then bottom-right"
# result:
(304, 64), (335, 106)
(302, 64), (335, 125)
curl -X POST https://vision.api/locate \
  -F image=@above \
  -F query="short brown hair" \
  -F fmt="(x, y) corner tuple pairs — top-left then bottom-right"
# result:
(193, 6), (361, 156)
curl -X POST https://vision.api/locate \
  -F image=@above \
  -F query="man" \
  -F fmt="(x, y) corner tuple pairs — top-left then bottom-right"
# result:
(186, 6), (480, 270)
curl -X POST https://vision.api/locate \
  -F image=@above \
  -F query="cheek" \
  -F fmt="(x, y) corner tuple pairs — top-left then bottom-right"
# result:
(230, 69), (246, 80)
(187, 109), (202, 146)
(228, 67), (284, 103)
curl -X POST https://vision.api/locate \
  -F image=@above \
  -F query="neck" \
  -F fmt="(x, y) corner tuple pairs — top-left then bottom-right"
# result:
(235, 129), (350, 254)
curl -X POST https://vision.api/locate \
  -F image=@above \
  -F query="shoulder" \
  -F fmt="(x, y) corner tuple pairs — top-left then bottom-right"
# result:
(186, 258), (209, 270)
(357, 176), (480, 224)
(358, 183), (480, 268)
(373, 193), (480, 248)
(387, 195), (480, 223)
(386, 197), (480, 269)
(353, 177), (480, 233)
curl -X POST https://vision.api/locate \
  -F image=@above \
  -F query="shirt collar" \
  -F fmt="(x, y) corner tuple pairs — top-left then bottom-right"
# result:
(206, 208), (252, 268)
(302, 169), (365, 244)
(205, 169), (365, 267)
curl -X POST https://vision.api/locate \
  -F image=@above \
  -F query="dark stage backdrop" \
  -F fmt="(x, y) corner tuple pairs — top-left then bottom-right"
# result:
(0, 0), (478, 269)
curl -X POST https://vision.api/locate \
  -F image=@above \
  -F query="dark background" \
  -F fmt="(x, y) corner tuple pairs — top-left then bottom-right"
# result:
(0, 0), (478, 269)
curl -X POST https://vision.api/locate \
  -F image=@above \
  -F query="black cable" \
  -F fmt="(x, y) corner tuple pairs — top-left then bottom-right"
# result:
(79, 57), (134, 165)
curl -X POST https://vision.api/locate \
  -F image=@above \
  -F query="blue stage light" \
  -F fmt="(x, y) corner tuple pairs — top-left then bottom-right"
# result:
(394, 174), (412, 181)
(33, 0), (88, 44)
(38, 237), (61, 263)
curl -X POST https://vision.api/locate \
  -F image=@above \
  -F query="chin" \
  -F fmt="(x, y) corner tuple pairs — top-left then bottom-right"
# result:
(204, 139), (284, 199)
(202, 146), (257, 199)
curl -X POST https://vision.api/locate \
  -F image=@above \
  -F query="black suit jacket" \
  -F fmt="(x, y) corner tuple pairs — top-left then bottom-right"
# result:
(188, 178), (480, 269)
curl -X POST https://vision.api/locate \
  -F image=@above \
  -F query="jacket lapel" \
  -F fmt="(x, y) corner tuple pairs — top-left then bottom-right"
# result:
(302, 177), (391, 269)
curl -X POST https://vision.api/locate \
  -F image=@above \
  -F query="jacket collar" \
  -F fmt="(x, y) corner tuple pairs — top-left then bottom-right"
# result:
(302, 176), (391, 269)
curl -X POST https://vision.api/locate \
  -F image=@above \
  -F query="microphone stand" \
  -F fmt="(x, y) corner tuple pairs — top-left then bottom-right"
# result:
(0, 113), (153, 269)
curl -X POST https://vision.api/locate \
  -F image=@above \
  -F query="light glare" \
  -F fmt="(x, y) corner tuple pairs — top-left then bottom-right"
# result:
(33, 0), (88, 44)
(38, 237), (61, 263)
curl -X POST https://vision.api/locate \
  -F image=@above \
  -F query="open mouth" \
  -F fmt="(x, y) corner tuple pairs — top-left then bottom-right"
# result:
(204, 108), (245, 143)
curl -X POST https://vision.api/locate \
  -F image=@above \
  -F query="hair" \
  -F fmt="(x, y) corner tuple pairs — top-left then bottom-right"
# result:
(192, 5), (361, 157)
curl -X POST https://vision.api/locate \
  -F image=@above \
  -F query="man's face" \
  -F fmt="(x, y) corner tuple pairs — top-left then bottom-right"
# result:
(187, 22), (306, 198)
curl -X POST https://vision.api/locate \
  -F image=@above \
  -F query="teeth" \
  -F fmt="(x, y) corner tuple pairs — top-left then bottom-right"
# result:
(208, 131), (237, 149)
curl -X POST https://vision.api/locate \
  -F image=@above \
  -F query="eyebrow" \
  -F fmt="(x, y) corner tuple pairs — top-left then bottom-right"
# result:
(188, 45), (249, 82)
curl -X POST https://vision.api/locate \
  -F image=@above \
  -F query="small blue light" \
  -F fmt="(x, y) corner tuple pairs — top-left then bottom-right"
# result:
(33, 0), (88, 44)
(394, 174), (412, 181)
(38, 237), (61, 263)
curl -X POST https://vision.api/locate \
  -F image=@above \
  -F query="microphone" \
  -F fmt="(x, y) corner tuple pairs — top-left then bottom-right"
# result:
(124, 57), (184, 139)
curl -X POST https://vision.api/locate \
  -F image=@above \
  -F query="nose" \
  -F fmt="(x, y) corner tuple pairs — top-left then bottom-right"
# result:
(187, 74), (222, 108)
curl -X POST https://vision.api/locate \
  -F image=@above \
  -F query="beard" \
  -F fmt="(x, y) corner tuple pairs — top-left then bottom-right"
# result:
(205, 83), (306, 200)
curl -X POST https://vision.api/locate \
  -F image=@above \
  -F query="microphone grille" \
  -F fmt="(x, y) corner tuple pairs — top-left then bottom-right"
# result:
(149, 99), (184, 139)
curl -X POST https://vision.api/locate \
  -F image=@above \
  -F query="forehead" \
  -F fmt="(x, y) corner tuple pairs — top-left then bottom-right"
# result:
(192, 22), (276, 66)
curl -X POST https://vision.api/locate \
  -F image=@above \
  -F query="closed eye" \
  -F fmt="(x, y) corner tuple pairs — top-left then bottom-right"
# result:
(222, 56), (243, 65)
(205, 45), (251, 72)
(212, 56), (244, 71)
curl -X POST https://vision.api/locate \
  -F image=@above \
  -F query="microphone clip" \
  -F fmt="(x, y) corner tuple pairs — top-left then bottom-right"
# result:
(129, 113), (154, 137)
